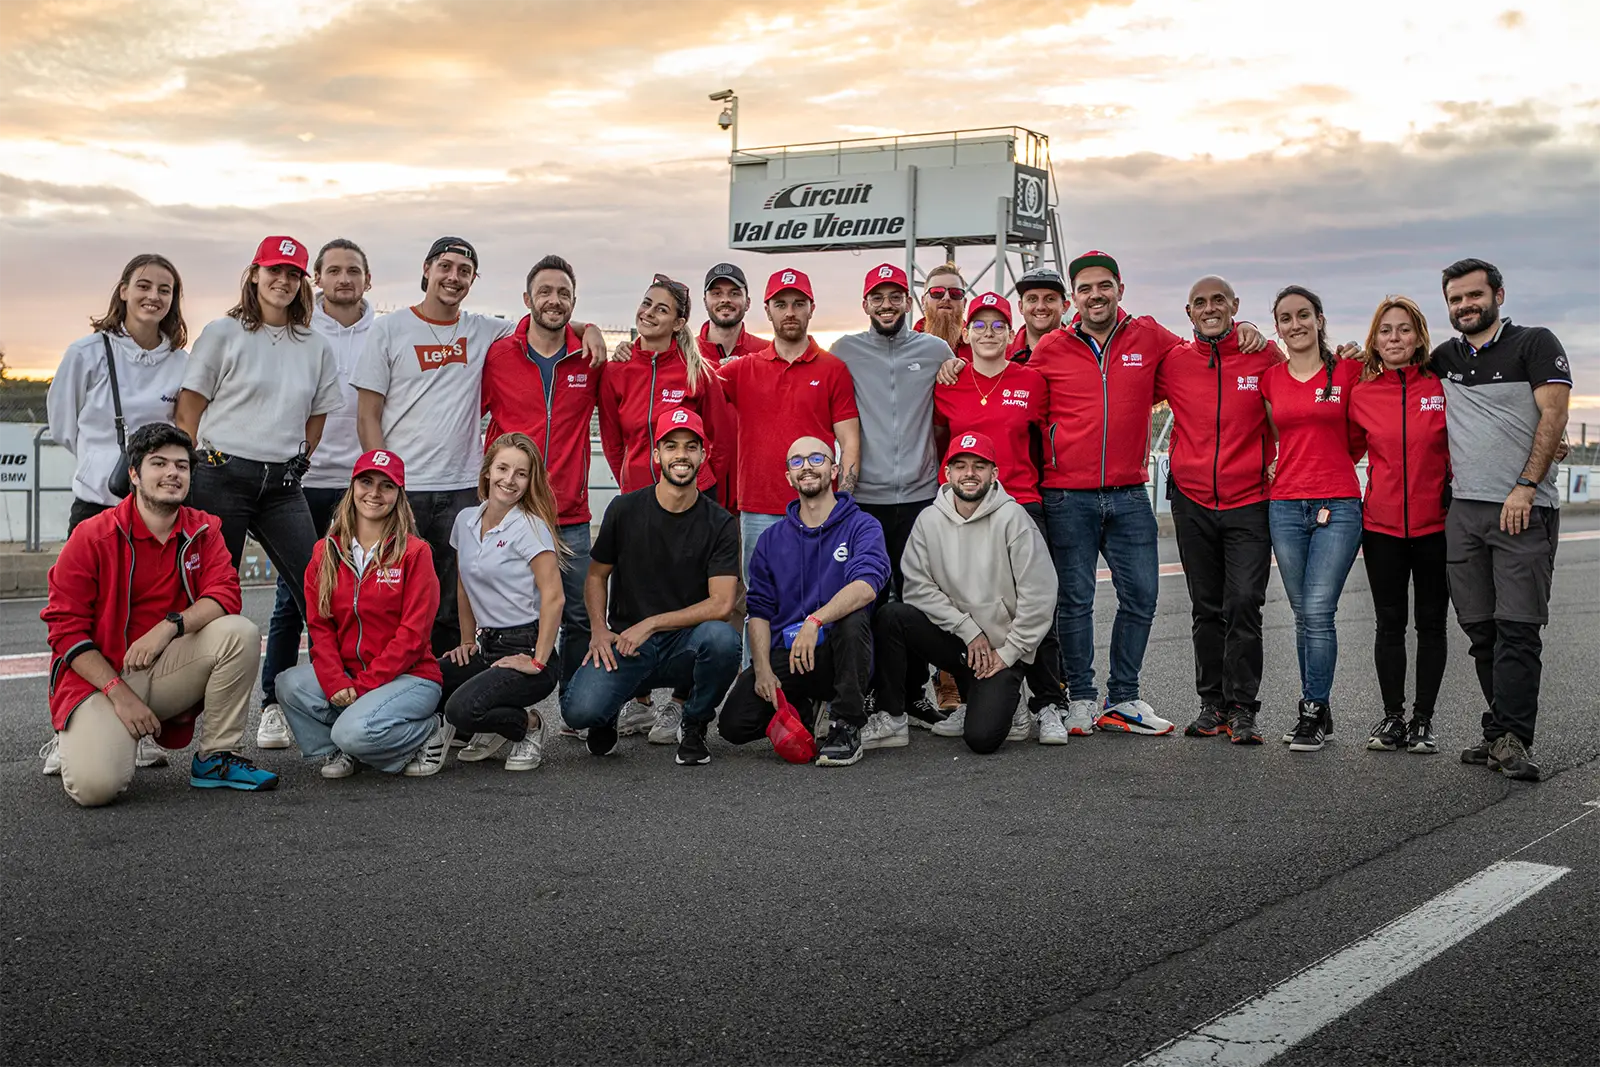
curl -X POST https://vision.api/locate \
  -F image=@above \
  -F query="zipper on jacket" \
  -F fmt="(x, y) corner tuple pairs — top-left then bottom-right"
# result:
(1401, 369), (1410, 538)
(1210, 340), (1222, 508)
(345, 547), (370, 671)
(646, 355), (661, 483)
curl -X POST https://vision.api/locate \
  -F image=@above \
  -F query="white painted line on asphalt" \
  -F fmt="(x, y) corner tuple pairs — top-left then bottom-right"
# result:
(1129, 859), (1570, 1067)
(1506, 799), (1598, 858)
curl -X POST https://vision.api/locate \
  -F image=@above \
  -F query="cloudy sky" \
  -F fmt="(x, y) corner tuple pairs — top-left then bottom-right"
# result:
(2, 0), (1597, 417)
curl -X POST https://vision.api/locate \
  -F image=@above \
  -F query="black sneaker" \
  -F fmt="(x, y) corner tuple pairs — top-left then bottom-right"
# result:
(585, 721), (618, 757)
(1281, 702), (1335, 743)
(1226, 704), (1263, 745)
(1460, 737), (1493, 765)
(1288, 700), (1326, 752)
(910, 697), (943, 729)
(1406, 717), (1438, 755)
(674, 720), (711, 766)
(1185, 703), (1229, 738)
(1487, 734), (1541, 782)
(816, 720), (863, 767)
(1367, 714), (1407, 751)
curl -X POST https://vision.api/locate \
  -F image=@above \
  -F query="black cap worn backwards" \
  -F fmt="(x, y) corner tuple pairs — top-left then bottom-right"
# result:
(704, 262), (747, 293)
(426, 236), (478, 268)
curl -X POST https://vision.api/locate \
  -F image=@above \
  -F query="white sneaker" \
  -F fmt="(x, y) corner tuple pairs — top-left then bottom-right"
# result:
(135, 735), (169, 767)
(504, 724), (546, 772)
(402, 717), (455, 776)
(931, 705), (967, 737)
(1007, 705), (1034, 742)
(617, 698), (655, 737)
(40, 736), (61, 776)
(321, 751), (357, 779)
(457, 732), (509, 762)
(1095, 698), (1177, 736)
(1037, 705), (1070, 745)
(256, 704), (293, 749)
(648, 701), (684, 745)
(1064, 699), (1098, 737)
(860, 711), (910, 750)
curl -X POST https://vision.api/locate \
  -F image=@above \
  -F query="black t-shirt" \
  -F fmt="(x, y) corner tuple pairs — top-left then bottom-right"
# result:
(591, 486), (740, 632)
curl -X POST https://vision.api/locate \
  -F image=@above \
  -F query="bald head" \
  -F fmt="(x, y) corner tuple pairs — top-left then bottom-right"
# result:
(787, 435), (830, 461)
(1186, 275), (1241, 339)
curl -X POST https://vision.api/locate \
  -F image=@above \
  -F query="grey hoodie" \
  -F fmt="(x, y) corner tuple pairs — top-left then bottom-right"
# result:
(901, 481), (1058, 666)
(830, 319), (950, 505)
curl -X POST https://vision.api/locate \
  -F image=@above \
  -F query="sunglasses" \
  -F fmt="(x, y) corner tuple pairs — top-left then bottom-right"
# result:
(786, 452), (830, 469)
(927, 286), (965, 301)
(967, 320), (1010, 334)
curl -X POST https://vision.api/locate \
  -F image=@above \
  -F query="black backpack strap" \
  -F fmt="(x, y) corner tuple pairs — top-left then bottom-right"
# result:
(101, 333), (127, 449)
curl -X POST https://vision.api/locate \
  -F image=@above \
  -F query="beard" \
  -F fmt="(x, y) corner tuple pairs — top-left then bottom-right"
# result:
(1448, 301), (1499, 335)
(952, 480), (989, 504)
(135, 484), (182, 515)
(870, 312), (906, 337)
(924, 304), (963, 351)
(662, 462), (698, 487)
(796, 477), (831, 499)
(708, 306), (744, 328)
(534, 305), (572, 332)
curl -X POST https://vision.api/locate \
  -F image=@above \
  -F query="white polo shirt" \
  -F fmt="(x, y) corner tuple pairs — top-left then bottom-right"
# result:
(450, 503), (557, 629)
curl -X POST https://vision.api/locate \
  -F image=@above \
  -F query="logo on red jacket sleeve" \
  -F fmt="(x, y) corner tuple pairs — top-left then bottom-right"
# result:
(415, 338), (468, 371)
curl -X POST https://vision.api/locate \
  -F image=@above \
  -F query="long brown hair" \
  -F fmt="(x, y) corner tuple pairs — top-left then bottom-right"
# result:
(91, 254), (188, 350)
(314, 478), (419, 618)
(1273, 284), (1337, 400)
(229, 263), (314, 336)
(480, 433), (571, 565)
(1360, 295), (1433, 380)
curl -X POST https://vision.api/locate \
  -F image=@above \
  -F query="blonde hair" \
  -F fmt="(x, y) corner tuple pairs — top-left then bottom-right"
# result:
(480, 433), (571, 565)
(314, 480), (418, 618)
(1361, 295), (1433, 380)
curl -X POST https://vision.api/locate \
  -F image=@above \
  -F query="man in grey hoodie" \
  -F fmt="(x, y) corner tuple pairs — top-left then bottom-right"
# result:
(867, 432), (1060, 754)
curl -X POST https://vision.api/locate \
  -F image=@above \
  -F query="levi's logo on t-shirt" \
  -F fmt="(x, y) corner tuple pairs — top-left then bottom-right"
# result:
(1420, 395), (1444, 412)
(415, 338), (468, 371)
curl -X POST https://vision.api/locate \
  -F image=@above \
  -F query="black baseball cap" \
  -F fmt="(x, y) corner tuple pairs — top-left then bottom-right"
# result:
(426, 236), (478, 268)
(1016, 267), (1066, 296)
(704, 263), (747, 292)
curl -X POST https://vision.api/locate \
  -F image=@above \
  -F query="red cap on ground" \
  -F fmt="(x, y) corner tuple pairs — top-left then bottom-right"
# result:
(943, 430), (999, 467)
(767, 688), (818, 764)
(654, 406), (707, 444)
(764, 268), (814, 302)
(252, 235), (310, 273)
(965, 292), (1013, 326)
(864, 263), (909, 297)
(352, 449), (406, 489)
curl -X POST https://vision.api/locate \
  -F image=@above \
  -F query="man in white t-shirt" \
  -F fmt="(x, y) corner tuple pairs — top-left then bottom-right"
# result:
(352, 236), (607, 654)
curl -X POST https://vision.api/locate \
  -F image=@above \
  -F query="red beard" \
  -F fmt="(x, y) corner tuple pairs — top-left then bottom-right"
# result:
(924, 304), (963, 351)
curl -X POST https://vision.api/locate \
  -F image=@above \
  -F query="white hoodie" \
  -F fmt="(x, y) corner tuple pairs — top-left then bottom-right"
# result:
(901, 480), (1058, 667)
(302, 297), (375, 489)
(46, 331), (187, 505)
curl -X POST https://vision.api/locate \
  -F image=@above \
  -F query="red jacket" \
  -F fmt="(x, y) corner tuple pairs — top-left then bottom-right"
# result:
(1030, 310), (1187, 489)
(44, 497), (242, 731)
(599, 339), (727, 493)
(1155, 332), (1284, 509)
(698, 323), (765, 512)
(1349, 364), (1451, 538)
(304, 534), (442, 698)
(481, 318), (599, 526)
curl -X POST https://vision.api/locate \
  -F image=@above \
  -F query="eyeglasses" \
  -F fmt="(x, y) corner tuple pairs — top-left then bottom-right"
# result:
(867, 291), (908, 308)
(786, 452), (830, 469)
(927, 286), (965, 301)
(967, 321), (1010, 335)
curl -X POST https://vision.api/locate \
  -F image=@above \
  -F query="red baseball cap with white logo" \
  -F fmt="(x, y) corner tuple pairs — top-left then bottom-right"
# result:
(965, 291), (1013, 326)
(764, 268), (814, 302)
(864, 263), (909, 297)
(253, 235), (310, 273)
(352, 449), (406, 488)
(943, 431), (999, 467)
(654, 406), (706, 444)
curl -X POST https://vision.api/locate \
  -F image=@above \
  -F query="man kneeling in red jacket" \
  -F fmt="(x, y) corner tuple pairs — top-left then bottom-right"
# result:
(43, 423), (276, 806)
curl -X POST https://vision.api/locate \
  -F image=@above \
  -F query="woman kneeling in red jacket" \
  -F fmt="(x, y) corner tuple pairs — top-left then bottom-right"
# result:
(276, 449), (445, 779)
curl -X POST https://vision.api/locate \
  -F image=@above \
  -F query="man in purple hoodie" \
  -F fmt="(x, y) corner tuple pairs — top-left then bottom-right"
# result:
(717, 435), (891, 767)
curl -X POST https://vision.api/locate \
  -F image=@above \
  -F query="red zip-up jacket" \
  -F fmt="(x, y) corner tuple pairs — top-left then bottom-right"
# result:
(598, 339), (727, 493)
(1349, 364), (1451, 538)
(304, 534), (442, 698)
(1030, 310), (1187, 489)
(698, 323), (765, 512)
(1154, 332), (1284, 509)
(44, 497), (242, 731)
(481, 317), (599, 527)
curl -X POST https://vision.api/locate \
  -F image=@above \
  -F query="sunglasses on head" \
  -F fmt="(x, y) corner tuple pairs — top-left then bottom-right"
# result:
(927, 286), (965, 301)
(786, 452), (830, 469)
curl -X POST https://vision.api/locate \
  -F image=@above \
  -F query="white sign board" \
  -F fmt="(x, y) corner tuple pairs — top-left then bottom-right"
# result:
(0, 422), (39, 491)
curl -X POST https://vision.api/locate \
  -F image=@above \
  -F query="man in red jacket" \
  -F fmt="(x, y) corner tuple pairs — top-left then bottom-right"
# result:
(42, 423), (276, 806)
(699, 263), (763, 514)
(1008, 267), (1068, 364)
(1155, 276), (1284, 744)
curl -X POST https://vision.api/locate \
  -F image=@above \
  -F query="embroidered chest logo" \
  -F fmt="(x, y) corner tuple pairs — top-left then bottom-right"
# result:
(1236, 375), (1259, 391)
(832, 542), (849, 562)
(495, 539), (508, 548)
(1120, 352), (1144, 367)
(1419, 395), (1445, 412)
(1314, 386), (1344, 403)
(375, 566), (403, 585)
(415, 338), (468, 371)
(661, 388), (686, 402)
(907, 363), (922, 371)
(183, 553), (201, 571)
(566, 372), (588, 387)
(808, 380), (821, 386)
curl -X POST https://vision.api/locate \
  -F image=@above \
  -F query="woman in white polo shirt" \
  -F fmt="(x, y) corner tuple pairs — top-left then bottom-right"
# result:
(440, 432), (567, 771)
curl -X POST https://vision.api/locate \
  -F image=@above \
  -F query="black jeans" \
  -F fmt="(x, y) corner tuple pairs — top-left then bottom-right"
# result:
(1169, 485), (1272, 712)
(189, 456), (317, 620)
(407, 487), (480, 656)
(874, 601), (1025, 755)
(261, 487), (343, 703)
(1361, 529), (1448, 718)
(67, 498), (111, 534)
(438, 625), (557, 741)
(718, 608), (874, 743)
(858, 499), (934, 605)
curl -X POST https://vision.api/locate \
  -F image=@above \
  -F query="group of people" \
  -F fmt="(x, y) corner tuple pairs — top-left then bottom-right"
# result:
(39, 233), (1572, 805)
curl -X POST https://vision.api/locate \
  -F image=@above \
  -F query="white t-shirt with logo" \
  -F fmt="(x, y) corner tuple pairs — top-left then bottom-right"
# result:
(182, 316), (342, 462)
(450, 503), (558, 630)
(350, 308), (515, 491)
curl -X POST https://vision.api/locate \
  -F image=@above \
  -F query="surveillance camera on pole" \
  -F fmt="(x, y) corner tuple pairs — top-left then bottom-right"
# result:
(709, 89), (738, 152)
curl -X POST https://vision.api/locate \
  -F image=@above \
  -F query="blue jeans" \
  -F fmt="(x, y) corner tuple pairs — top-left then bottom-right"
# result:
(1269, 499), (1362, 704)
(738, 512), (785, 668)
(564, 622), (741, 730)
(275, 663), (442, 773)
(1042, 487), (1159, 704)
(556, 523), (593, 713)
(260, 487), (343, 704)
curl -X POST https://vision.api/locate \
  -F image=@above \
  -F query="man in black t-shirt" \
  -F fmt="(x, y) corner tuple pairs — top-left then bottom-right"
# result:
(565, 408), (742, 765)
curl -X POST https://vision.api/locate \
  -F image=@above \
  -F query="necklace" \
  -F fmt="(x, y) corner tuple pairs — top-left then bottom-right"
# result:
(972, 362), (1009, 405)
(415, 306), (460, 348)
(263, 323), (292, 346)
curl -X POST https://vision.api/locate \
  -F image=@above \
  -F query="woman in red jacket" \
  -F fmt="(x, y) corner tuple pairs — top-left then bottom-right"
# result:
(1349, 296), (1449, 755)
(275, 449), (445, 779)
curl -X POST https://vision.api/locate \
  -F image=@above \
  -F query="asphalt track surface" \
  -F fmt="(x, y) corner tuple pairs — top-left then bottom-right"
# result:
(2, 515), (1596, 1066)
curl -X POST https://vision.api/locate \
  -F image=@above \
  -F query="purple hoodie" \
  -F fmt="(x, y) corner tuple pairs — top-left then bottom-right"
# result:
(745, 492), (890, 649)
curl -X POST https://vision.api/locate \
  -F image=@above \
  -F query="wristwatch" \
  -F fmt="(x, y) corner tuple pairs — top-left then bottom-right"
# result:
(1515, 476), (1538, 490)
(166, 611), (186, 637)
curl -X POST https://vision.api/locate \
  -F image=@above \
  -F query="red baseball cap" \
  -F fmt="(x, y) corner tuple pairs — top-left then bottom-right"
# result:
(654, 406), (706, 444)
(864, 263), (909, 297)
(965, 292), (1013, 326)
(944, 430), (999, 466)
(764, 268), (814, 302)
(253, 235), (310, 273)
(767, 688), (818, 764)
(352, 449), (406, 488)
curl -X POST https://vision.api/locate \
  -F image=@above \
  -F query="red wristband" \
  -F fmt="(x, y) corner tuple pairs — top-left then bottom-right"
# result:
(805, 614), (824, 629)
(101, 677), (124, 696)
(529, 657), (547, 672)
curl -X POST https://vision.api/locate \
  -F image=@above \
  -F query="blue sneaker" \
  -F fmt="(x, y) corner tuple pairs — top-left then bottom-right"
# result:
(190, 751), (279, 791)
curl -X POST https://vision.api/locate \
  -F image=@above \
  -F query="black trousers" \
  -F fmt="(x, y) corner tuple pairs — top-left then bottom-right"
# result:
(1169, 485), (1271, 711)
(67, 497), (111, 534)
(438, 625), (557, 741)
(189, 456), (317, 621)
(407, 487), (480, 656)
(874, 601), (1024, 755)
(1361, 529), (1448, 718)
(718, 608), (874, 743)
(858, 499), (933, 605)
